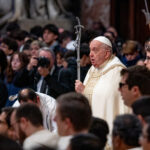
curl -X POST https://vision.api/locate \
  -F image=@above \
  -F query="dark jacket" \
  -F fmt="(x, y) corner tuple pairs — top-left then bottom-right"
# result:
(0, 79), (8, 110)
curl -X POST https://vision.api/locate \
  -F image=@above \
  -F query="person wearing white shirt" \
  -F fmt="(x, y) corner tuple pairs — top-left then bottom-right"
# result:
(11, 103), (59, 150)
(54, 92), (92, 150)
(14, 88), (57, 132)
(112, 114), (142, 150)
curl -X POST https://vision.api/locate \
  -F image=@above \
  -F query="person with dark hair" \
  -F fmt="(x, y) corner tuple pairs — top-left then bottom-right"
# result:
(30, 25), (43, 39)
(54, 92), (92, 150)
(22, 42), (32, 59)
(30, 48), (73, 98)
(119, 65), (150, 107)
(30, 40), (44, 57)
(132, 96), (150, 123)
(81, 29), (100, 44)
(15, 46), (72, 98)
(80, 43), (91, 82)
(89, 117), (109, 150)
(58, 55), (77, 92)
(15, 88), (56, 132)
(112, 114), (142, 150)
(0, 134), (22, 150)
(68, 133), (102, 150)
(56, 51), (64, 68)
(140, 116), (150, 150)
(58, 30), (73, 53)
(0, 49), (7, 80)
(0, 37), (18, 60)
(0, 107), (17, 140)
(11, 103), (58, 149)
(5, 52), (29, 106)
(42, 24), (60, 54)
(9, 29), (29, 51)
(6, 21), (20, 35)
(0, 79), (8, 110)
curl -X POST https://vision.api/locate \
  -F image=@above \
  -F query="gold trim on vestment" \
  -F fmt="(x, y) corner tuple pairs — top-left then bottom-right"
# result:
(83, 56), (125, 105)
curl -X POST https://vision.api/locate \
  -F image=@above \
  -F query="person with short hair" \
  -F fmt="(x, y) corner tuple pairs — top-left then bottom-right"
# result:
(16, 88), (56, 132)
(112, 114), (142, 150)
(58, 30), (73, 53)
(75, 36), (129, 131)
(0, 107), (17, 140)
(80, 43), (91, 82)
(42, 24), (60, 54)
(119, 65), (150, 107)
(11, 103), (58, 149)
(26, 47), (72, 98)
(132, 96), (150, 123)
(0, 37), (18, 60)
(54, 92), (92, 150)
(5, 52), (29, 106)
(89, 117), (109, 150)
(68, 133), (102, 150)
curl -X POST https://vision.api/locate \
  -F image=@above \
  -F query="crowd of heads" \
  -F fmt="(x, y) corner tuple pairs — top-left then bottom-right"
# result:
(0, 19), (149, 150)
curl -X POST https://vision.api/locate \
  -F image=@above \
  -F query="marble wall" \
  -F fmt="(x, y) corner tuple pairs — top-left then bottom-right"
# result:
(81, 0), (110, 29)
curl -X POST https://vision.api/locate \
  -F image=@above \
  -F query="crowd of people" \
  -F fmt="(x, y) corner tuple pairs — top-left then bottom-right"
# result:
(0, 20), (150, 150)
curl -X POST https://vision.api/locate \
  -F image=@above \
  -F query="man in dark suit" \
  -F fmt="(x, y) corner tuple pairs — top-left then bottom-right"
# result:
(34, 47), (71, 98)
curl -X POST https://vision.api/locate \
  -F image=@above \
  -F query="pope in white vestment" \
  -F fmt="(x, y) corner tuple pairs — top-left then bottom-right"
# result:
(75, 36), (130, 132)
(83, 55), (129, 131)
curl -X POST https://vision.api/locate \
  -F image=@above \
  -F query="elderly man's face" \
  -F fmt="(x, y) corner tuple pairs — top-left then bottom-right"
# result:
(89, 40), (110, 68)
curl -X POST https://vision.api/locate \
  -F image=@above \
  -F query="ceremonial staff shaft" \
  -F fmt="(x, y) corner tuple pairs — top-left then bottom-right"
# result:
(142, 0), (150, 29)
(74, 17), (84, 81)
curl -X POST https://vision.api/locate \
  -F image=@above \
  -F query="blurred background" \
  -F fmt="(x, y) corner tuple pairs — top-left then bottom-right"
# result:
(0, 0), (149, 44)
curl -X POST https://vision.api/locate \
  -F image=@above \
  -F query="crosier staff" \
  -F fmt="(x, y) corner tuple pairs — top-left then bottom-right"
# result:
(74, 17), (84, 80)
(142, 0), (150, 29)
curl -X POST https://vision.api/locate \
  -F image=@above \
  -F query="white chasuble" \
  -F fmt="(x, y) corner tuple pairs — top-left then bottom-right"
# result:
(83, 55), (130, 131)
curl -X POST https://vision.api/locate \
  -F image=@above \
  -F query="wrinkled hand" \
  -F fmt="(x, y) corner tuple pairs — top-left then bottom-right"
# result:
(75, 80), (85, 93)
(38, 66), (50, 77)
